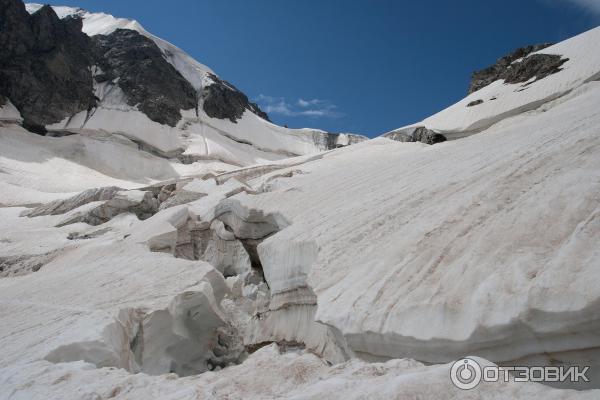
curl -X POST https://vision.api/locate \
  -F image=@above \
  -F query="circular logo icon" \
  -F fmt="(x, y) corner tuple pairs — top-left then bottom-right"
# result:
(450, 358), (482, 390)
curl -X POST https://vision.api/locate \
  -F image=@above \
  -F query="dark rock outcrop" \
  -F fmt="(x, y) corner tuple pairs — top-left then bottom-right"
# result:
(0, 0), (282, 133)
(0, 0), (199, 130)
(384, 126), (446, 145)
(93, 29), (197, 127)
(502, 54), (569, 86)
(466, 99), (484, 107)
(202, 73), (270, 123)
(468, 43), (569, 94)
(413, 126), (447, 144)
(0, 0), (96, 129)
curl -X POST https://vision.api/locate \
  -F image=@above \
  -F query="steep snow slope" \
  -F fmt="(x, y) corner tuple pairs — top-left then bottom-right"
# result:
(1, 72), (599, 399)
(20, 3), (365, 166)
(387, 26), (600, 137)
(0, 124), (237, 206)
(221, 80), (600, 371)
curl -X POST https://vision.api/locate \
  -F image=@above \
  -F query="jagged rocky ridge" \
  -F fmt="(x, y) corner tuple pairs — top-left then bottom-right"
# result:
(93, 29), (198, 127)
(203, 73), (270, 123)
(0, 0), (96, 131)
(0, 0), (368, 168)
(468, 43), (568, 94)
(0, 0), (270, 131)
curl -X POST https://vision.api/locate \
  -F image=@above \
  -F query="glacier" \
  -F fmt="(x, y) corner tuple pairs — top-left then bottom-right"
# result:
(1, 1), (600, 399)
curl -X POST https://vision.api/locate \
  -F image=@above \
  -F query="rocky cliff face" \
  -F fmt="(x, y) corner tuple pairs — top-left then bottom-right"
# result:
(93, 29), (198, 127)
(468, 43), (568, 94)
(0, 0), (270, 133)
(0, 0), (96, 131)
(202, 73), (270, 123)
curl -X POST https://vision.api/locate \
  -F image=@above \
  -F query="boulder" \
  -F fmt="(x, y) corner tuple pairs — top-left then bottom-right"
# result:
(384, 126), (447, 145)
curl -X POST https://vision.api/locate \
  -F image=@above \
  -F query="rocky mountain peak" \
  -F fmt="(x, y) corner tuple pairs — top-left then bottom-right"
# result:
(92, 29), (198, 127)
(202, 73), (270, 123)
(0, 0), (95, 131)
(467, 43), (569, 94)
(0, 0), (271, 133)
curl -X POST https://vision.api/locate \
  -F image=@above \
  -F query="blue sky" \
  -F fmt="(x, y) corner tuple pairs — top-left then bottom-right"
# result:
(45, 0), (600, 137)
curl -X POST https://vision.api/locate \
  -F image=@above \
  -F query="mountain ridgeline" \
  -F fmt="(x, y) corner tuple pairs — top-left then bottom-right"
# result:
(0, 0), (270, 132)
(468, 43), (569, 94)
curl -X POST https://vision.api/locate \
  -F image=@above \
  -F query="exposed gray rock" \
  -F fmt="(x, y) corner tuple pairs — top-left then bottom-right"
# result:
(384, 126), (446, 145)
(92, 29), (197, 127)
(26, 186), (123, 217)
(202, 73), (270, 123)
(468, 43), (563, 93)
(0, 0), (96, 130)
(502, 54), (569, 86)
(467, 99), (484, 107)
(413, 127), (446, 144)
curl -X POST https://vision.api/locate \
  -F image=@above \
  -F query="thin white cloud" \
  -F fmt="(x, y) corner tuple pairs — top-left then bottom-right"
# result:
(256, 95), (341, 118)
(297, 98), (326, 108)
(563, 0), (600, 15)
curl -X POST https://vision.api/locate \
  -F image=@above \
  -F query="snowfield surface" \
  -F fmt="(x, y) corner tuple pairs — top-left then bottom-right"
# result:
(245, 81), (600, 365)
(1, 80), (599, 397)
(0, 100), (22, 123)
(1, 9), (600, 400)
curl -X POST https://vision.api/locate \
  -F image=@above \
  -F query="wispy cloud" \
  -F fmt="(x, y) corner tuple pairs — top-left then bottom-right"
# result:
(560, 0), (600, 16)
(255, 95), (342, 118)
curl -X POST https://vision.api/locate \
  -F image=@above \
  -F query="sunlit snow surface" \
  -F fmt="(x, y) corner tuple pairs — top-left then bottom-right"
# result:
(1, 6), (600, 400)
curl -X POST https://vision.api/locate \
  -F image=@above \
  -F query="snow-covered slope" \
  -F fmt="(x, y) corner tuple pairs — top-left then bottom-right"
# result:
(386, 26), (600, 137)
(1, 5), (600, 399)
(1, 77), (599, 397)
